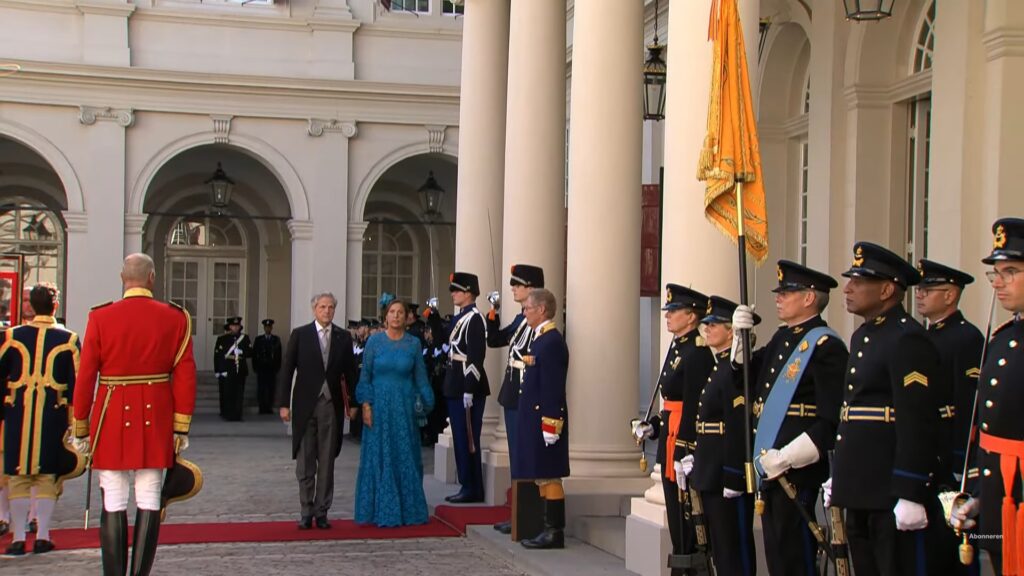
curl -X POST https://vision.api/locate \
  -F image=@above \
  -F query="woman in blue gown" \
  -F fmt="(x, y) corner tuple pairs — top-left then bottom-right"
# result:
(355, 299), (435, 527)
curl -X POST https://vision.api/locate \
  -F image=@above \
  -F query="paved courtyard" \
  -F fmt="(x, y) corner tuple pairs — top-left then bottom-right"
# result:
(0, 410), (530, 575)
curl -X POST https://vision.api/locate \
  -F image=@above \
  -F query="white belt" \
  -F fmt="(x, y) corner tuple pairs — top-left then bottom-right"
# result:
(509, 360), (526, 370)
(451, 353), (468, 362)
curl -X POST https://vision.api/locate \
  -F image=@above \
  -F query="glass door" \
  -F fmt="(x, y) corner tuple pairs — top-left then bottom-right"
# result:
(166, 257), (245, 370)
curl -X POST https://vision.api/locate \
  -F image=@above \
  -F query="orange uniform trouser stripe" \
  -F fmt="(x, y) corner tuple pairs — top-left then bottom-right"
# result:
(980, 432), (1024, 576)
(664, 400), (683, 483)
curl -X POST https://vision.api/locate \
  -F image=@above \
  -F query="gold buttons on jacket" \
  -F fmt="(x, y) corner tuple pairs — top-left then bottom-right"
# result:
(145, 421), (151, 426)
(984, 469), (992, 476)
(125, 421), (131, 427)
(982, 423), (989, 431)
(1010, 340), (1018, 348)
(125, 406), (130, 411)
(986, 400), (994, 408)
(991, 378), (999, 387)
(998, 358), (1007, 366)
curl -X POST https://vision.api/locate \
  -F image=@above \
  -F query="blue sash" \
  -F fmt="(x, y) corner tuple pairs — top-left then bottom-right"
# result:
(752, 326), (838, 486)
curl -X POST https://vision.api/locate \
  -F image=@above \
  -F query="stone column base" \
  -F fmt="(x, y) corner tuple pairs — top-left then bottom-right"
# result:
(625, 497), (671, 576)
(433, 431), (458, 483)
(484, 450), (511, 505)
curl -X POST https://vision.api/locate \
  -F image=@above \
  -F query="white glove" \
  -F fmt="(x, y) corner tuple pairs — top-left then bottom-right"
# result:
(217, 372), (227, 378)
(949, 496), (979, 530)
(542, 431), (559, 446)
(894, 498), (928, 531)
(71, 436), (90, 455)
(821, 477), (832, 507)
(759, 433), (820, 479)
(174, 433), (189, 453)
(673, 460), (687, 490)
(462, 393), (473, 409)
(633, 422), (654, 441)
(232, 348), (242, 357)
(680, 454), (695, 477)
(723, 488), (744, 499)
(730, 333), (747, 365)
(732, 305), (755, 330)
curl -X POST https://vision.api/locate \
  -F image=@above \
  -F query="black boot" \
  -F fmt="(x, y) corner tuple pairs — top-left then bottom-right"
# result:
(521, 499), (564, 550)
(100, 510), (128, 576)
(131, 509), (161, 576)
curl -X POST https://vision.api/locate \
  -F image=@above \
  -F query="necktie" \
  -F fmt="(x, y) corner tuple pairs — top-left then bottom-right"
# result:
(320, 327), (330, 366)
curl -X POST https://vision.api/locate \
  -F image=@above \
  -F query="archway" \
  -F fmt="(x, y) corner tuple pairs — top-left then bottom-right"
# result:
(360, 152), (458, 320)
(0, 135), (70, 326)
(141, 143), (292, 371)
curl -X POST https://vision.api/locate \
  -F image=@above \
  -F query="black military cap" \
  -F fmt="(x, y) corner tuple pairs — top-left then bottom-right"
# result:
(701, 295), (762, 325)
(408, 303), (420, 313)
(347, 320), (359, 329)
(842, 242), (920, 287)
(161, 456), (203, 516)
(261, 318), (274, 327)
(662, 284), (709, 312)
(449, 272), (480, 295)
(510, 264), (545, 288)
(227, 316), (243, 326)
(982, 217), (1024, 264)
(223, 322), (231, 331)
(359, 318), (373, 327)
(917, 259), (974, 287)
(773, 260), (839, 293)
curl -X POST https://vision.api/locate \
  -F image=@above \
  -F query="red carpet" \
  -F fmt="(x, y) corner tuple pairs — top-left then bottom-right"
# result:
(0, 517), (460, 551)
(433, 504), (510, 534)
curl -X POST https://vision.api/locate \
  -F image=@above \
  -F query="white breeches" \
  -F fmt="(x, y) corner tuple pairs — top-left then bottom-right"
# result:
(98, 469), (163, 512)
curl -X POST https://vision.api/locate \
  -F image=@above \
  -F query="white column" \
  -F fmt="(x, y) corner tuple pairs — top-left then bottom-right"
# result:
(484, 0), (568, 503)
(62, 211), (91, 334)
(308, 125), (355, 322)
(346, 221), (369, 323)
(441, 0), (510, 491)
(565, 0), (648, 484)
(124, 213), (148, 256)
(625, 1), (758, 574)
(288, 220), (315, 329)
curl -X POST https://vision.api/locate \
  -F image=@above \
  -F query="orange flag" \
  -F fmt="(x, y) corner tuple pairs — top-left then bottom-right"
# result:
(697, 0), (768, 264)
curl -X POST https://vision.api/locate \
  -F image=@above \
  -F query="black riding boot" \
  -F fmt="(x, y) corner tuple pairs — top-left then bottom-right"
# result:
(100, 509), (129, 576)
(130, 509), (161, 576)
(521, 498), (565, 549)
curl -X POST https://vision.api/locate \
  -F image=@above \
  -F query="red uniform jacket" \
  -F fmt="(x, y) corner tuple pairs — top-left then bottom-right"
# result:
(72, 288), (196, 470)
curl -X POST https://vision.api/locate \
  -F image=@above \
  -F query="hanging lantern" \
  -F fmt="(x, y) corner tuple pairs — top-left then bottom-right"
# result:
(206, 162), (235, 210)
(843, 0), (895, 21)
(642, 0), (667, 121)
(418, 171), (445, 220)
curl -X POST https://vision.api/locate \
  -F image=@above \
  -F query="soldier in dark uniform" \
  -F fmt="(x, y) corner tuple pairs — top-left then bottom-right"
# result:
(831, 242), (952, 575)
(214, 316), (251, 422)
(426, 272), (489, 503)
(514, 288), (569, 549)
(732, 260), (848, 575)
(632, 284), (714, 575)
(252, 319), (282, 415)
(486, 264), (544, 535)
(0, 284), (78, 555)
(688, 296), (759, 575)
(950, 217), (1024, 575)
(348, 320), (367, 441)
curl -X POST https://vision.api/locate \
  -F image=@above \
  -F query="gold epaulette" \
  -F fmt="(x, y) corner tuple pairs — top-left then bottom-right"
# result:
(541, 416), (564, 435)
(91, 301), (113, 310)
(168, 301), (184, 311)
(695, 336), (707, 347)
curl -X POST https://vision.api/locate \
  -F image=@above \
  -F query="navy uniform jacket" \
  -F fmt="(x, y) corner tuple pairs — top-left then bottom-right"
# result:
(440, 304), (489, 399)
(752, 315), (848, 487)
(252, 333), (282, 374)
(832, 304), (950, 509)
(652, 328), (715, 467)
(486, 310), (532, 409)
(925, 310), (983, 484)
(514, 323), (569, 479)
(692, 349), (749, 493)
(214, 332), (251, 378)
(975, 317), (1024, 551)
(0, 317), (78, 476)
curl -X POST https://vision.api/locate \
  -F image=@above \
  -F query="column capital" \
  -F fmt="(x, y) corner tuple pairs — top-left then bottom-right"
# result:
(62, 210), (89, 233)
(75, 0), (136, 17)
(287, 219), (314, 241)
(308, 119), (358, 138)
(347, 220), (369, 241)
(124, 213), (148, 235)
(79, 105), (134, 128)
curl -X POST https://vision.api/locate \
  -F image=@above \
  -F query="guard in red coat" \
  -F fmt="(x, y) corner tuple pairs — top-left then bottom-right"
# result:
(72, 254), (196, 576)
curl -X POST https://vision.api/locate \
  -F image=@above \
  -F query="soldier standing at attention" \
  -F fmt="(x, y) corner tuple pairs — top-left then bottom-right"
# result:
(632, 284), (714, 576)
(733, 260), (847, 575)
(830, 242), (950, 575)
(486, 264), (544, 535)
(0, 284), (79, 556)
(950, 218), (1024, 575)
(252, 319), (282, 415)
(214, 316), (250, 421)
(72, 253), (197, 576)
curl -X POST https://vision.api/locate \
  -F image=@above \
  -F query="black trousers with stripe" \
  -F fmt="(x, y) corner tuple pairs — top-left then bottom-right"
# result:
(702, 490), (756, 576)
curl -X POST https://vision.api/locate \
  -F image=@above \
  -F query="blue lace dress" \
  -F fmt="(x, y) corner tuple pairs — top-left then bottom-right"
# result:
(355, 331), (435, 527)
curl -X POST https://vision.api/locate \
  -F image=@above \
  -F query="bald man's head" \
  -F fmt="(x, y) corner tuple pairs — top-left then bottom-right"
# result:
(121, 253), (156, 289)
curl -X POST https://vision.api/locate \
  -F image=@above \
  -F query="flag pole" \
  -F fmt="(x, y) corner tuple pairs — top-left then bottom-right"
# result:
(735, 181), (756, 496)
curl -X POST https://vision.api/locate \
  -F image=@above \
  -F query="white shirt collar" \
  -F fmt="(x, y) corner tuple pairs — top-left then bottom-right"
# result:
(533, 319), (553, 338)
(316, 321), (332, 333)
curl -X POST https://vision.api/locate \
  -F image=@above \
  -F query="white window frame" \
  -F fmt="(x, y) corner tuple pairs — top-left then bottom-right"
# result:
(390, 0), (430, 14)
(799, 139), (810, 265)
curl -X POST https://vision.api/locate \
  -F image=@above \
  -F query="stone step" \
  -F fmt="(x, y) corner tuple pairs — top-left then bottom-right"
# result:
(572, 515), (627, 559)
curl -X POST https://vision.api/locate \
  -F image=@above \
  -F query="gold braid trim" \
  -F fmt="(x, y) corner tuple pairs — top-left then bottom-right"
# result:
(173, 307), (192, 368)
(173, 412), (192, 434)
